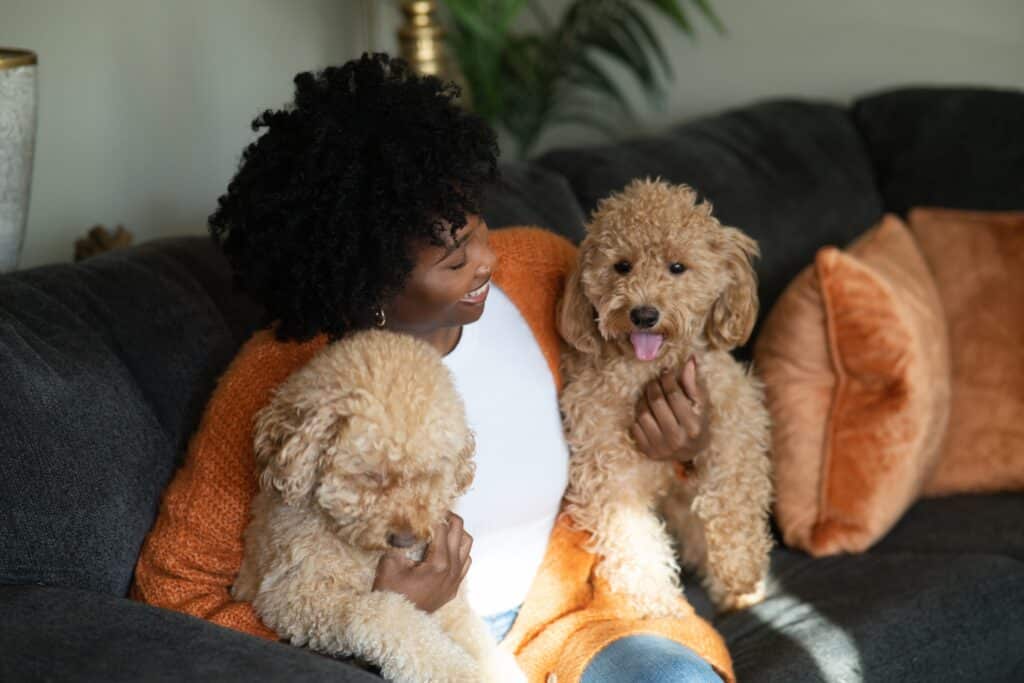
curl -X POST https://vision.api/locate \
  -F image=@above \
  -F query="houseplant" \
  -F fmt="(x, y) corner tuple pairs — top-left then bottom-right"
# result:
(441, 0), (722, 157)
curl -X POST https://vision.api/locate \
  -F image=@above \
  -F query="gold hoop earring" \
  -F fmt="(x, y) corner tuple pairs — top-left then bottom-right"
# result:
(374, 307), (386, 328)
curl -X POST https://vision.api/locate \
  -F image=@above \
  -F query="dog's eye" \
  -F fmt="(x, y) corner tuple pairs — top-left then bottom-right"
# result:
(669, 262), (687, 275)
(613, 260), (632, 275)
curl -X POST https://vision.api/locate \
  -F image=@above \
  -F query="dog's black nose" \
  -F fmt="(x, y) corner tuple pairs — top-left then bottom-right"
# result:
(630, 306), (660, 329)
(387, 531), (419, 548)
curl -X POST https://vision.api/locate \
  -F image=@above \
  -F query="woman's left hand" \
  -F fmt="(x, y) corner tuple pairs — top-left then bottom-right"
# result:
(631, 355), (711, 464)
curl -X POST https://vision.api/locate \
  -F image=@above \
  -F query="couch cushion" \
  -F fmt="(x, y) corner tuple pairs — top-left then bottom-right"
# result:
(0, 238), (263, 596)
(694, 543), (1024, 682)
(872, 493), (1024, 562)
(755, 215), (951, 556)
(537, 100), (885, 356)
(852, 87), (1024, 215)
(483, 161), (587, 243)
(906, 208), (1024, 497)
(0, 584), (380, 682)
(679, 493), (1024, 682)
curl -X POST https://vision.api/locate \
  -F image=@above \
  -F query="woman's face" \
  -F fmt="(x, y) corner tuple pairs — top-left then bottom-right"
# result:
(384, 214), (496, 336)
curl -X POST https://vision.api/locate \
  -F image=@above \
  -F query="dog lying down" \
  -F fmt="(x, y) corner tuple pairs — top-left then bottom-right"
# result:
(232, 329), (524, 683)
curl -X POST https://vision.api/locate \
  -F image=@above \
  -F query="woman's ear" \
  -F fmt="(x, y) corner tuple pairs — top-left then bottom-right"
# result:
(705, 227), (760, 350)
(557, 261), (601, 355)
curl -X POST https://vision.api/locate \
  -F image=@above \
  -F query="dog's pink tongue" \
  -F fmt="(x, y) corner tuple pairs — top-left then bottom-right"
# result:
(630, 332), (664, 361)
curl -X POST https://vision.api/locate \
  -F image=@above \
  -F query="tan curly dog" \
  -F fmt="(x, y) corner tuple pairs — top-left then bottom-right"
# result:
(232, 330), (524, 683)
(557, 179), (774, 617)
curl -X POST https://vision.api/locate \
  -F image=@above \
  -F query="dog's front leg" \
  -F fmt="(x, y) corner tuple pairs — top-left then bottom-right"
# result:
(683, 396), (774, 612)
(585, 499), (693, 619)
(436, 594), (526, 683)
(262, 587), (480, 683)
(688, 481), (772, 612)
(689, 466), (772, 612)
(652, 355), (774, 613)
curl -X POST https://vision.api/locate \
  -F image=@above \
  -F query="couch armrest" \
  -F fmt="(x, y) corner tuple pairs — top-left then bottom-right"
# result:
(0, 585), (382, 682)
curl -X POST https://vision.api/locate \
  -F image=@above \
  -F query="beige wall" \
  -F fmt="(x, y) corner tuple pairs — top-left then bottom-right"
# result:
(2, 0), (1022, 268)
(2, 0), (377, 268)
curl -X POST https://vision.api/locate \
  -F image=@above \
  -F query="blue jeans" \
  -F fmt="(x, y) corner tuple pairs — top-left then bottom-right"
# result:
(580, 634), (723, 683)
(484, 607), (723, 683)
(483, 605), (522, 642)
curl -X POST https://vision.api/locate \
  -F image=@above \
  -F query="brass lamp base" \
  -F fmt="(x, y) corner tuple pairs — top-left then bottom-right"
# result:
(397, 0), (470, 106)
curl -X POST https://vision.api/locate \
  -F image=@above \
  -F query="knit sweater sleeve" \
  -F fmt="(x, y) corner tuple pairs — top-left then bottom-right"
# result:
(130, 330), (324, 640)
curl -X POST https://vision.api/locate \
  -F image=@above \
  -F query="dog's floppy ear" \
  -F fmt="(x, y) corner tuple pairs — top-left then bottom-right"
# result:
(557, 261), (601, 355)
(254, 398), (348, 506)
(705, 227), (760, 350)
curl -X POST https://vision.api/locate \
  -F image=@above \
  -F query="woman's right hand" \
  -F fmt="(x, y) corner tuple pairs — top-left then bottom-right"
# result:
(371, 512), (472, 613)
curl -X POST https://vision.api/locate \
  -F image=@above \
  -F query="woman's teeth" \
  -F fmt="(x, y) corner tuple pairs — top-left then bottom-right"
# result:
(460, 281), (489, 303)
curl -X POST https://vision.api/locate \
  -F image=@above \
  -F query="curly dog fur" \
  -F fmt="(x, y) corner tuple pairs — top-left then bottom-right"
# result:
(232, 330), (523, 682)
(557, 179), (774, 616)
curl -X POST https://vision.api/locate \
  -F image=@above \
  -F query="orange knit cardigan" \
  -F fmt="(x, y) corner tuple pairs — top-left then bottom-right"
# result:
(131, 227), (734, 683)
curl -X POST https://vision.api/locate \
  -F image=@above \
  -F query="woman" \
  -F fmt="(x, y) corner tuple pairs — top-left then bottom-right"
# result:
(132, 53), (731, 683)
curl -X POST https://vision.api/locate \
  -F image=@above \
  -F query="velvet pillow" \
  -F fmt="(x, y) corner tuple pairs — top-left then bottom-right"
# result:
(908, 208), (1024, 497)
(755, 215), (951, 556)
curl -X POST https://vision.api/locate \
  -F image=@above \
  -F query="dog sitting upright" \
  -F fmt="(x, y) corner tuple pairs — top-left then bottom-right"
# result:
(557, 179), (774, 617)
(232, 329), (523, 683)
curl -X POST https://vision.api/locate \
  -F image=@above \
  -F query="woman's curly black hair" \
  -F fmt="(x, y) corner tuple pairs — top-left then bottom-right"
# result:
(209, 53), (499, 341)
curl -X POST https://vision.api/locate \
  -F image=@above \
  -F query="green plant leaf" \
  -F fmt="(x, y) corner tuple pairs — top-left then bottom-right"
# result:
(608, 16), (658, 89)
(564, 54), (634, 117)
(444, 0), (501, 43)
(622, 4), (672, 77)
(497, 34), (559, 156)
(643, 0), (693, 34)
(581, 20), (656, 90)
(439, 0), (723, 158)
(690, 0), (726, 33)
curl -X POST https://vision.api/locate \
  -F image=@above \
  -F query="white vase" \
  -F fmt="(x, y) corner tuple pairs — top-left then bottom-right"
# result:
(0, 48), (37, 273)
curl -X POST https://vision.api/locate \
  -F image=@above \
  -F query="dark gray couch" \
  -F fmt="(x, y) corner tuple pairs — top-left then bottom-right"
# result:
(2, 87), (1022, 682)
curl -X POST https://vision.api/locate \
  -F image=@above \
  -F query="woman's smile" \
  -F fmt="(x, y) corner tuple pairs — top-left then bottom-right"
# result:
(459, 280), (490, 305)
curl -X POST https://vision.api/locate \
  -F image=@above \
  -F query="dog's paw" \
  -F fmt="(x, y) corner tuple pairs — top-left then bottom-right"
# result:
(714, 580), (766, 613)
(378, 646), (481, 683)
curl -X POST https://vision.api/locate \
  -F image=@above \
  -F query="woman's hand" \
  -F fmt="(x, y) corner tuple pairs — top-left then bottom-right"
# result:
(371, 512), (472, 613)
(631, 355), (711, 464)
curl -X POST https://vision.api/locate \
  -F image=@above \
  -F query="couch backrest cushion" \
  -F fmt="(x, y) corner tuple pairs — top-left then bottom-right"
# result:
(536, 100), (885, 355)
(0, 238), (262, 596)
(483, 161), (588, 243)
(852, 87), (1024, 215)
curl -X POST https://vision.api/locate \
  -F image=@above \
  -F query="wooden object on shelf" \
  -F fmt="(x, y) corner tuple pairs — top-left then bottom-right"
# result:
(74, 224), (134, 262)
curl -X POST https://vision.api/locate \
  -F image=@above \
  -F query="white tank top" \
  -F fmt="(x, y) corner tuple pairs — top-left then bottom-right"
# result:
(445, 285), (570, 616)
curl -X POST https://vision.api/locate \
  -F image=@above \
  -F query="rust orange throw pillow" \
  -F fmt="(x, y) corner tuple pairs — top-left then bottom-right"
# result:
(908, 208), (1024, 497)
(755, 215), (951, 556)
